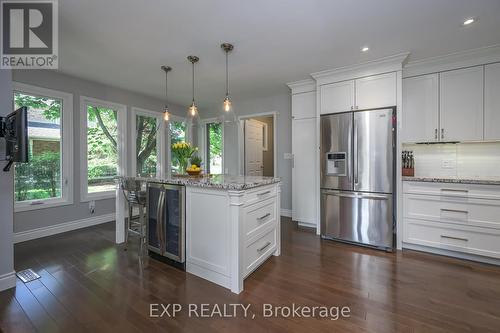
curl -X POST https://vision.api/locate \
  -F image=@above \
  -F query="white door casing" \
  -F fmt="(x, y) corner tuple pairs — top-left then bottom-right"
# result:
(244, 119), (264, 176)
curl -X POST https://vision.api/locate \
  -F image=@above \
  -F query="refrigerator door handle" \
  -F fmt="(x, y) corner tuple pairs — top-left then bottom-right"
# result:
(321, 189), (358, 198)
(358, 194), (389, 200)
(353, 118), (359, 186)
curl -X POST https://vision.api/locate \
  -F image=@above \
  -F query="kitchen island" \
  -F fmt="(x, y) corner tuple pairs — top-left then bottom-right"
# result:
(115, 175), (281, 294)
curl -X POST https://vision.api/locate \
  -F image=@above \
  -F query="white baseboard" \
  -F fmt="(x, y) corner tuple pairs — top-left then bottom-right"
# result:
(0, 271), (16, 291)
(403, 243), (500, 266)
(298, 221), (317, 229)
(14, 213), (115, 244)
(280, 209), (292, 217)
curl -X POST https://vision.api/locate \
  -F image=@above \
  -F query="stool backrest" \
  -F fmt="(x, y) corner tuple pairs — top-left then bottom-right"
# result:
(119, 177), (146, 205)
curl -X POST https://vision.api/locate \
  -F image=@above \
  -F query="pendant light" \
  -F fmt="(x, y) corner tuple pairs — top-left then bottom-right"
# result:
(218, 43), (236, 124)
(161, 65), (172, 122)
(186, 55), (200, 124)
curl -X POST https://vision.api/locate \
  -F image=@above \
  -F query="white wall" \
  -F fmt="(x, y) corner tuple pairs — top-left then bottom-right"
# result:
(0, 69), (15, 291)
(12, 70), (187, 234)
(404, 142), (500, 179)
(204, 89), (292, 210)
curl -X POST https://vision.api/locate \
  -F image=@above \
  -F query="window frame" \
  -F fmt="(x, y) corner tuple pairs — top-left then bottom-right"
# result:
(80, 96), (127, 202)
(130, 107), (165, 178)
(13, 82), (74, 212)
(199, 117), (224, 174)
(167, 114), (189, 175)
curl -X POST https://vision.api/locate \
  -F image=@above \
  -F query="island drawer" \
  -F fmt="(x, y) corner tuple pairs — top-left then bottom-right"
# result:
(244, 184), (277, 206)
(404, 219), (500, 259)
(404, 194), (500, 229)
(244, 197), (277, 239)
(244, 227), (277, 276)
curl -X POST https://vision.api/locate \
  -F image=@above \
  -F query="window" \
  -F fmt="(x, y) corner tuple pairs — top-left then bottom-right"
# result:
(13, 83), (74, 212)
(169, 118), (187, 175)
(80, 97), (126, 201)
(206, 122), (223, 174)
(131, 108), (163, 178)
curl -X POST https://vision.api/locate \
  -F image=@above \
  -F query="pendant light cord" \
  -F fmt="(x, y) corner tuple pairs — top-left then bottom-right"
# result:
(165, 71), (168, 102)
(192, 61), (195, 102)
(225, 51), (229, 97)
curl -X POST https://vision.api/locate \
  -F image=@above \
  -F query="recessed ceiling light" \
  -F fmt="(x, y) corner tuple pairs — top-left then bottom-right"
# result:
(462, 17), (476, 26)
(361, 46), (369, 52)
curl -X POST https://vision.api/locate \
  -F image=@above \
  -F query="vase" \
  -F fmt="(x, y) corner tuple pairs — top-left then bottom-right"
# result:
(178, 159), (188, 175)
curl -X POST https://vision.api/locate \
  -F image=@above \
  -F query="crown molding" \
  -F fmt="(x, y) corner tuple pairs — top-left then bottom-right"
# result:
(403, 44), (500, 78)
(311, 52), (410, 86)
(286, 78), (316, 94)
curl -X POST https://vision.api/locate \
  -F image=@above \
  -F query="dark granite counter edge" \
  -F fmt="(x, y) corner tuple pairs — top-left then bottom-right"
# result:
(402, 176), (500, 186)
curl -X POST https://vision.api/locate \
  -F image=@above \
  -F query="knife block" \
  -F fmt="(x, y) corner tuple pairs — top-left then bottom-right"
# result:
(402, 168), (414, 177)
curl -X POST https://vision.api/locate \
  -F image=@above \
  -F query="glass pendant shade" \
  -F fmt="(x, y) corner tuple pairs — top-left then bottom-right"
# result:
(163, 105), (170, 121)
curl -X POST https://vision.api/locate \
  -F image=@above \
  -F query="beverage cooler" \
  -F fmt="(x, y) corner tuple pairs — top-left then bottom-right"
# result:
(147, 183), (186, 267)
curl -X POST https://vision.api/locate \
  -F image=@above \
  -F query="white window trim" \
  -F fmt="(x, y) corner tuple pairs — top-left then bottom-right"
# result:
(130, 107), (165, 178)
(13, 82), (74, 212)
(199, 117), (224, 174)
(80, 96), (127, 202)
(167, 114), (188, 175)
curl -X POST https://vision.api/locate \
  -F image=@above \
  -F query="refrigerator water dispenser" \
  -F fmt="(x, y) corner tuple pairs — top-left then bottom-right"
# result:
(326, 152), (346, 176)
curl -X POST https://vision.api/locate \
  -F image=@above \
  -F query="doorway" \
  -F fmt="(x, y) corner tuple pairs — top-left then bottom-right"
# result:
(242, 115), (275, 177)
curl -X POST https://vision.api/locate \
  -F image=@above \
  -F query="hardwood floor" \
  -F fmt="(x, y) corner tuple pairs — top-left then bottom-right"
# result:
(2, 218), (500, 332)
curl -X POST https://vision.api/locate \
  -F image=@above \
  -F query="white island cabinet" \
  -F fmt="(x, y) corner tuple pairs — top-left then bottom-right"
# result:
(116, 175), (281, 294)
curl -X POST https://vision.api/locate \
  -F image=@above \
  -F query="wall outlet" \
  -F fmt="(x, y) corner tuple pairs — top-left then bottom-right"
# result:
(441, 159), (456, 169)
(89, 200), (95, 214)
(284, 153), (293, 160)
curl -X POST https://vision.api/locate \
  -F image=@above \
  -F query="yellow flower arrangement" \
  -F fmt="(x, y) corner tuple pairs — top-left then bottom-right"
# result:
(171, 141), (199, 174)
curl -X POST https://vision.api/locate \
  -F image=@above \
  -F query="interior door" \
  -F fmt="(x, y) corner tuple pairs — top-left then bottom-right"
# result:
(292, 118), (316, 224)
(244, 119), (264, 176)
(354, 108), (394, 193)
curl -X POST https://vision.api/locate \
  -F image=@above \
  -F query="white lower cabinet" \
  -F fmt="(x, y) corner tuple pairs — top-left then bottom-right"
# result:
(403, 182), (500, 261)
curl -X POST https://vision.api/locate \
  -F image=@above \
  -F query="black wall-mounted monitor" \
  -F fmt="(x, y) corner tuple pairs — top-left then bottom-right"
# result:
(1, 106), (29, 171)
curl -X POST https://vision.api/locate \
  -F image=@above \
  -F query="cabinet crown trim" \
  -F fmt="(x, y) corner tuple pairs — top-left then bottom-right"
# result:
(403, 44), (500, 78)
(287, 79), (316, 94)
(311, 52), (409, 86)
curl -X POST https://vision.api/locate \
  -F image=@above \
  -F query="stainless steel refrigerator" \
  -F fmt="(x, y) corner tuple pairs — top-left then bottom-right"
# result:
(320, 108), (395, 250)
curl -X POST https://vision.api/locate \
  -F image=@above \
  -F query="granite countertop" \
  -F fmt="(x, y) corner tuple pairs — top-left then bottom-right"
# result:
(402, 176), (500, 186)
(122, 175), (280, 191)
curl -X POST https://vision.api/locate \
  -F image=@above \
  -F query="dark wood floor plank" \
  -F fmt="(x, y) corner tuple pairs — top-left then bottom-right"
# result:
(2, 218), (500, 332)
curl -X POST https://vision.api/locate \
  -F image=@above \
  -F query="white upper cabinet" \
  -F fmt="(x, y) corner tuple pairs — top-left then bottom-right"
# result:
(485, 63), (500, 140)
(320, 80), (354, 114)
(355, 72), (397, 110)
(439, 66), (484, 141)
(292, 91), (316, 119)
(402, 74), (439, 142)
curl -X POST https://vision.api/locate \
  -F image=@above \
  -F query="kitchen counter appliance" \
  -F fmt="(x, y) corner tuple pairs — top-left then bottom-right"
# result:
(147, 182), (186, 269)
(320, 107), (396, 250)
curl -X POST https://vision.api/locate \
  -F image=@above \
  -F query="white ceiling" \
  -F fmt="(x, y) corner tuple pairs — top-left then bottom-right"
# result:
(58, 0), (500, 109)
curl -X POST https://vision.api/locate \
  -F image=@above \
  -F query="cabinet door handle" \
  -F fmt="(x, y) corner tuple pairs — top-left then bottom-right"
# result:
(435, 128), (438, 140)
(257, 213), (271, 221)
(440, 208), (468, 214)
(440, 235), (468, 242)
(441, 188), (468, 193)
(257, 241), (272, 252)
(350, 106), (354, 110)
(441, 128), (444, 139)
(257, 190), (271, 196)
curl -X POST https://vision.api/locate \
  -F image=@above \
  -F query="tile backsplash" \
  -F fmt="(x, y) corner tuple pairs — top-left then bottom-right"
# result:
(402, 142), (500, 179)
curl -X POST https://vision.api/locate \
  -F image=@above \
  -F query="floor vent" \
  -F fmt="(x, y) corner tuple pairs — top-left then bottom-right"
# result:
(16, 269), (41, 283)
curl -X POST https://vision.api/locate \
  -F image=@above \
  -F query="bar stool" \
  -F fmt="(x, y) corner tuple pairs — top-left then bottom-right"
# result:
(120, 177), (147, 257)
